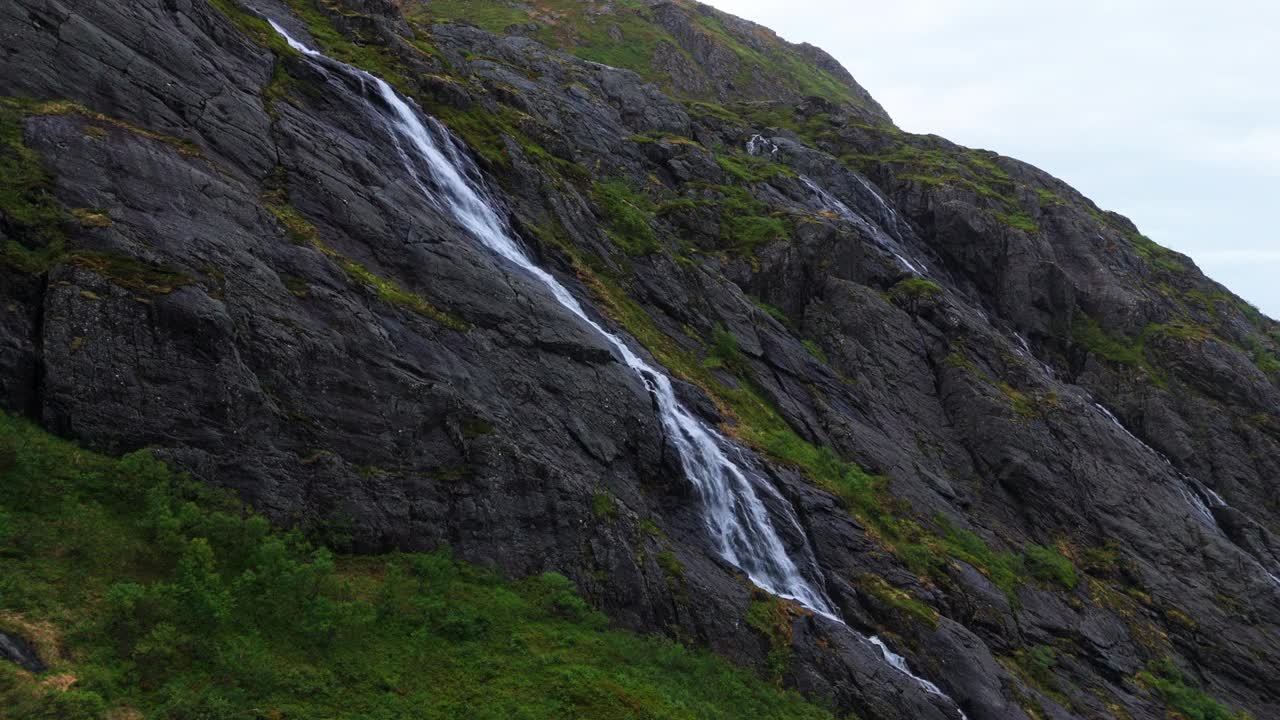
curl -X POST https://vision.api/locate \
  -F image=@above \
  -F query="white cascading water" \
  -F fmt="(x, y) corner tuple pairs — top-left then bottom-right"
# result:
(853, 174), (904, 235)
(1093, 401), (1280, 587)
(796, 175), (928, 277)
(270, 23), (971, 716)
(1093, 402), (1218, 525)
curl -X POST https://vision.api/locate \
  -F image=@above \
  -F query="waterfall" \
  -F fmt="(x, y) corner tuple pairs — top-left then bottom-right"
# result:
(797, 176), (928, 276)
(1092, 402), (1216, 524)
(271, 20), (837, 614)
(1093, 401), (1280, 587)
(269, 21), (971, 716)
(746, 133), (779, 158)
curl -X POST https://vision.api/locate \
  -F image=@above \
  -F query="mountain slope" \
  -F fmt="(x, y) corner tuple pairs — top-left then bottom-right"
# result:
(0, 413), (834, 719)
(0, 1), (1276, 719)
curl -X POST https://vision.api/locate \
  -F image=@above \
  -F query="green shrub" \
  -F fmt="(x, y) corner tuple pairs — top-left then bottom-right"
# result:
(994, 211), (1038, 233)
(591, 491), (618, 520)
(1071, 316), (1147, 368)
(1025, 545), (1078, 589)
(1016, 644), (1058, 688)
(937, 517), (1023, 602)
(595, 179), (659, 256)
(724, 213), (788, 252)
(889, 278), (943, 307)
(1137, 659), (1250, 720)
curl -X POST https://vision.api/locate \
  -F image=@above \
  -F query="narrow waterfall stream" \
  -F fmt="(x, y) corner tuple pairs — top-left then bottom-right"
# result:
(796, 175), (928, 277)
(270, 20), (969, 717)
(1092, 402), (1280, 586)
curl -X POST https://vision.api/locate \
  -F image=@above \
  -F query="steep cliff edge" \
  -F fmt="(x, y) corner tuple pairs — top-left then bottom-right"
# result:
(1, 1), (1277, 719)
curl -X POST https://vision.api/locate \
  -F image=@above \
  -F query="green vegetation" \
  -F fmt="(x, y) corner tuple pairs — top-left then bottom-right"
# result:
(935, 518), (1024, 602)
(0, 413), (835, 719)
(263, 167), (467, 330)
(1244, 335), (1280, 376)
(66, 251), (193, 296)
(283, 0), (413, 91)
(1128, 233), (1189, 274)
(208, 0), (300, 56)
(801, 340), (829, 365)
(414, 0), (866, 109)
(704, 323), (743, 371)
(745, 595), (798, 681)
(1071, 316), (1159, 379)
(751, 297), (790, 326)
(1035, 188), (1064, 206)
(1013, 644), (1058, 689)
(0, 98), (68, 272)
(1024, 544), (1078, 589)
(888, 277), (942, 306)
(591, 491), (618, 521)
(595, 179), (660, 256)
(716, 152), (794, 184)
(859, 575), (939, 629)
(338, 255), (470, 331)
(724, 214), (788, 253)
(656, 551), (685, 582)
(716, 186), (788, 253)
(993, 210), (1038, 233)
(1136, 659), (1253, 720)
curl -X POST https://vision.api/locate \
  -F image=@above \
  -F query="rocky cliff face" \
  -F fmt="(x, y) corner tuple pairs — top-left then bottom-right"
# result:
(2, 1), (1278, 718)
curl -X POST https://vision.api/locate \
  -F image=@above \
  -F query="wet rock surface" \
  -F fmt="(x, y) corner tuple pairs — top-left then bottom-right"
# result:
(0, 630), (46, 673)
(1, 1), (1278, 718)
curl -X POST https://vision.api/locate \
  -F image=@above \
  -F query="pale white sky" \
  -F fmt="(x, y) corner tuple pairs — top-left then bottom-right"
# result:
(706, 0), (1280, 317)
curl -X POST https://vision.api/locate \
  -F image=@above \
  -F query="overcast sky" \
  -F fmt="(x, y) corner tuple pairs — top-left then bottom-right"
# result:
(706, 0), (1280, 317)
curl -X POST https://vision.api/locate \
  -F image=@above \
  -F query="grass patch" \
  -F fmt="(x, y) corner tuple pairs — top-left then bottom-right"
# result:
(208, 0), (299, 56)
(703, 323), (742, 371)
(859, 575), (939, 629)
(936, 518), (1023, 603)
(716, 152), (794, 184)
(66, 251), (193, 295)
(751, 297), (790, 326)
(0, 413), (835, 719)
(801, 340), (828, 365)
(1128, 233), (1189, 274)
(591, 492), (618, 521)
(0, 98), (68, 272)
(1070, 316), (1163, 385)
(889, 278), (942, 305)
(1136, 659), (1252, 720)
(1014, 644), (1058, 689)
(339, 257), (469, 331)
(1024, 544), (1078, 589)
(716, 186), (787, 253)
(994, 211), (1038, 233)
(594, 179), (659, 256)
(745, 594), (798, 681)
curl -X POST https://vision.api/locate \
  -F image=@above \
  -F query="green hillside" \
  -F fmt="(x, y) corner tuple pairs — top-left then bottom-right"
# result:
(0, 414), (832, 719)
